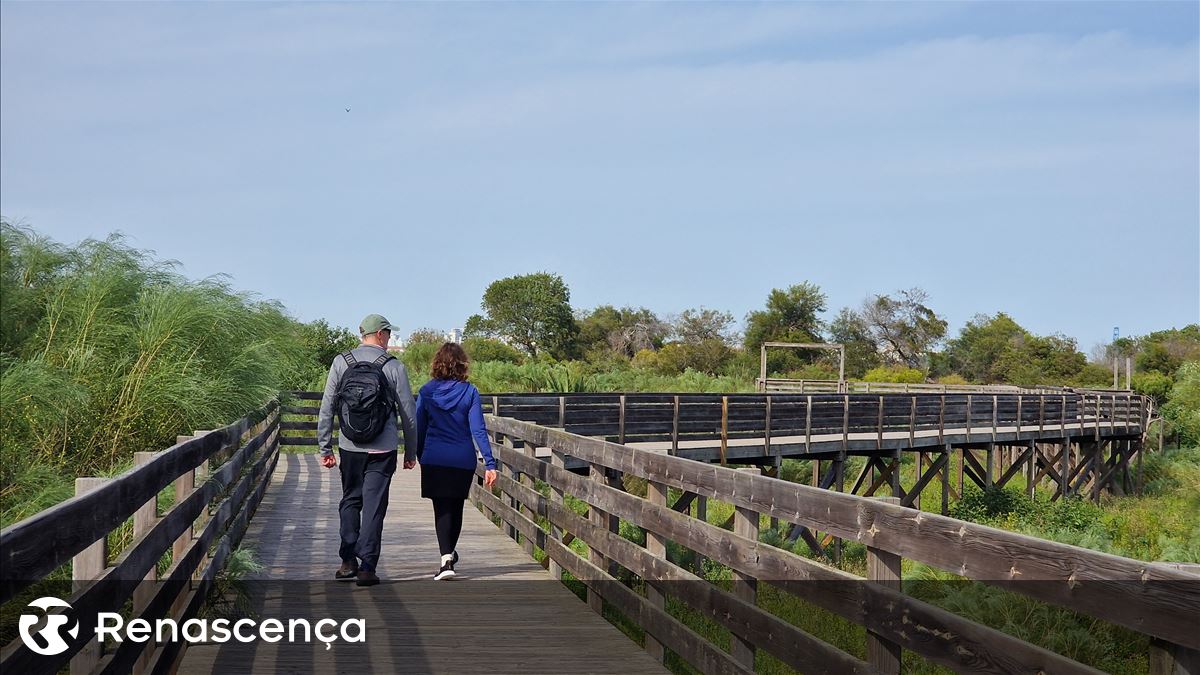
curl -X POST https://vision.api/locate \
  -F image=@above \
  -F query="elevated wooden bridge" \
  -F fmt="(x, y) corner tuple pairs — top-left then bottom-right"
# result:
(3, 390), (1197, 675)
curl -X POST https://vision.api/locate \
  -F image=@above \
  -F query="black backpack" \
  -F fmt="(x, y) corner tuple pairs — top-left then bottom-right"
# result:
(335, 351), (396, 443)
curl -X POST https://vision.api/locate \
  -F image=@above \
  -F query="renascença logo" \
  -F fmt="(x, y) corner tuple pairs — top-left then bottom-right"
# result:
(18, 597), (366, 654)
(19, 597), (79, 656)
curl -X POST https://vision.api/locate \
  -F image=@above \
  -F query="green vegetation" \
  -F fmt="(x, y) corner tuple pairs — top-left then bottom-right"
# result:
(0, 222), (342, 526)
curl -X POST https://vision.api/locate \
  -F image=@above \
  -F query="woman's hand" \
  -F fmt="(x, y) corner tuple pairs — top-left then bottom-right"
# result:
(484, 469), (498, 488)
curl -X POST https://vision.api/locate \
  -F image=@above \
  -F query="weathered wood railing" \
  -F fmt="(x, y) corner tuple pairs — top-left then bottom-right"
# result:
(0, 400), (280, 675)
(478, 391), (1145, 451)
(754, 379), (1072, 394)
(475, 415), (1197, 675)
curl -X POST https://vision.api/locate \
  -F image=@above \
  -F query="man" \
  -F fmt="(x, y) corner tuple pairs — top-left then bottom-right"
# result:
(317, 314), (418, 586)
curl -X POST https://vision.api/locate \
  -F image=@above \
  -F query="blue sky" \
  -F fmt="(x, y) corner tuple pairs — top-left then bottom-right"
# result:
(2, 1), (1197, 352)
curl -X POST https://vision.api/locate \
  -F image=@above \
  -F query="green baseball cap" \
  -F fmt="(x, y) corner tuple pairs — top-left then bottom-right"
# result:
(359, 314), (393, 335)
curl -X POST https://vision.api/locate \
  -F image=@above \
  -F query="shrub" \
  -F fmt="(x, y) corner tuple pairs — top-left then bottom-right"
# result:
(462, 337), (524, 364)
(1162, 361), (1200, 446)
(1131, 371), (1173, 402)
(862, 366), (926, 383)
(936, 373), (969, 385)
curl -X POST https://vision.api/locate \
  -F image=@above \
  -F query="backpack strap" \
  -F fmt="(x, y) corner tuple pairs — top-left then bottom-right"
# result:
(341, 351), (358, 367)
(371, 353), (393, 367)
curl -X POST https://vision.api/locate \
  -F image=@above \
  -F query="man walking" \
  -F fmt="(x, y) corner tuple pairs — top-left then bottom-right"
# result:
(317, 314), (418, 586)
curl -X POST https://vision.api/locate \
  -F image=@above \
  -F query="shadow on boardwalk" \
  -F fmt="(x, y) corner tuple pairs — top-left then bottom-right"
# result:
(179, 454), (665, 675)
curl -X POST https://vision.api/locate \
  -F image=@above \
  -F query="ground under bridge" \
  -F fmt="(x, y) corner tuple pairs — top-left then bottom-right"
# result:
(3, 390), (1195, 675)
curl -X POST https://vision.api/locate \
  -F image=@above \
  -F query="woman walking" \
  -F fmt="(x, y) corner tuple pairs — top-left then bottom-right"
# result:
(415, 343), (498, 580)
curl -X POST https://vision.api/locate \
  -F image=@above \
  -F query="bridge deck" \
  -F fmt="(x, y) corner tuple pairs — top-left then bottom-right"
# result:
(179, 453), (666, 674)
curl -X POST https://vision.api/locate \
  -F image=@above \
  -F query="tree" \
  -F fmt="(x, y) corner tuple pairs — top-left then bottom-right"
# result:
(469, 273), (579, 359)
(462, 337), (524, 364)
(743, 282), (827, 351)
(828, 307), (881, 378)
(299, 319), (358, 372)
(940, 313), (1027, 382)
(578, 305), (669, 358)
(859, 288), (947, 370)
(407, 328), (445, 345)
(672, 308), (736, 345)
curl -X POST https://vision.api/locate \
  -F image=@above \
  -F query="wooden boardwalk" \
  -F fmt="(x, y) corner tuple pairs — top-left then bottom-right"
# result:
(179, 453), (667, 674)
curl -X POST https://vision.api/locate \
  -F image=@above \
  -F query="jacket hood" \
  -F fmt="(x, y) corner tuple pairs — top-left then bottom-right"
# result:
(421, 379), (473, 411)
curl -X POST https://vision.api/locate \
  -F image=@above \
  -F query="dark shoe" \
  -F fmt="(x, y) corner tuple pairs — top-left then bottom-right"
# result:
(452, 550), (459, 565)
(335, 561), (358, 581)
(356, 569), (380, 587)
(433, 560), (456, 581)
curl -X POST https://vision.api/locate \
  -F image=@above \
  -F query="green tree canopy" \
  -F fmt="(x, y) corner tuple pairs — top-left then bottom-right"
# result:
(859, 288), (947, 370)
(828, 307), (881, 378)
(939, 312), (1027, 382)
(743, 282), (827, 351)
(577, 305), (669, 358)
(468, 272), (579, 359)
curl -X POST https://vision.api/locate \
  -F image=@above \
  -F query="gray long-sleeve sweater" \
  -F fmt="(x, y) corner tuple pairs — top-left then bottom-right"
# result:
(317, 343), (418, 461)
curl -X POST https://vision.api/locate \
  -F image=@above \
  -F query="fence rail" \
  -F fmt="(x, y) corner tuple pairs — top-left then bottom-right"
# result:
(0, 401), (281, 675)
(477, 414), (1197, 675)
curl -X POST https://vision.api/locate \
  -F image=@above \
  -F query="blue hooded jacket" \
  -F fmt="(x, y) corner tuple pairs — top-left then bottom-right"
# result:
(415, 379), (496, 471)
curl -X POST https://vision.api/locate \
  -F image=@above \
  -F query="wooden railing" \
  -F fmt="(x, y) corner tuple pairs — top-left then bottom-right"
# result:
(476, 415), (1197, 675)
(755, 379), (1076, 394)
(478, 391), (1146, 452)
(0, 400), (280, 675)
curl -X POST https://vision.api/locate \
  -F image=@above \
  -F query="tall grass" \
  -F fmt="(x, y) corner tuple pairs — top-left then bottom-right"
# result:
(0, 221), (315, 525)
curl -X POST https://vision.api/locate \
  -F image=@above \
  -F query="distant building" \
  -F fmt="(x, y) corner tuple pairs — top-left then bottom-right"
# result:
(445, 328), (463, 344)
(387, 334), (405, 354)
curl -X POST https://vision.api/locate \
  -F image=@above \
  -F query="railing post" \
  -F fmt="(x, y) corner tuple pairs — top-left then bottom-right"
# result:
(763, 395), (773, 457)
(517, 438), (534, 556)
(72, 477), (109, 675)
(966, 394), (973, 442)
(644, 479), (669, 664)
(804, 394), (813, 449)
(558, 395), (566, 428)
(172, 436), (196, 565)
(618, 394), (627, 445)
(132, 452), (159, 675)
(549, 449), (567, 580)
(587, 461), (608, 614)
(867, 496), (902, 675)
(719, 396), (729, 466)
(671, 395), (680, 456)
(732, 468), (760, 669)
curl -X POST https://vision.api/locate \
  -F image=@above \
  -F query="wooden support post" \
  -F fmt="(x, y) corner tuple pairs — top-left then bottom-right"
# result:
(957, 446), (964, 497)
(719, 395), (728, 466)
(172, 454), (195, 564)
(1091, 441), (1102, 503)
(805, 394), (813, 448)
(549, 449), (567, 580)
(1150, 637), (1200, 675)
(588, 461), (608, 613)
(834, 456), (845, 564)
(941, 445), (951, 516)
(644, 479), (668, 663)
(504, 435), (519, 541)
(1061, 439), (1071, 499)
(763, 395), (772, 457)
(519, 439), (535, 556)
(72, 477), (109, 675)
(132, 453), (159, 675)
(985, 443), (995, 489)
(670, 395), (680, 457)
(770, 453), (782, 531)
(890, 449), (901, 500)
(694, 495), (708, 573)
(966, 394), (973, 442)
(914, 451), (924, 509)
(1027, 440), (1037, 499)
(867, 496), (903, 674)
(618, 394), (627, 445)
(732, 468), (760, 670)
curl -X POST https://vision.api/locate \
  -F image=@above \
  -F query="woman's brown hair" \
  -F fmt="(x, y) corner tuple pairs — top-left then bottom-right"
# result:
(431, 342), (470, 381)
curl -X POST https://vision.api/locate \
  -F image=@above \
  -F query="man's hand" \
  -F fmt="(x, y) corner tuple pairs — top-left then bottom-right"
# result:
(403, 458), (417, 470)
(484, 469), (498, 488)
(320, 454), (337, 469)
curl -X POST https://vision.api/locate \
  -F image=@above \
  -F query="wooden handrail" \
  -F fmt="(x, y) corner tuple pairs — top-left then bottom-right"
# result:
(483, 414), (1197, 652)
(0, 401), (281, 674)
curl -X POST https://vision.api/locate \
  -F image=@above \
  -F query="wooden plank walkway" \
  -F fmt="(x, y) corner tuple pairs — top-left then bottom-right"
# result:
(179, 453), (667, 674)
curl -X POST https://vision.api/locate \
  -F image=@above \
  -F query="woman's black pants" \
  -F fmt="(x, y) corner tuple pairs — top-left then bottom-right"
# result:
(432, 497), (465, 556)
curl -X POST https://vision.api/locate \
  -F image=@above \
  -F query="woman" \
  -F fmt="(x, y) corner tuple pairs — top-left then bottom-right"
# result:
(415, 342), (498, 580)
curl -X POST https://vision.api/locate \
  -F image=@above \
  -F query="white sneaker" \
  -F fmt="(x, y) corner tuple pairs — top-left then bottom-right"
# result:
(434, 560), (456, 580)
